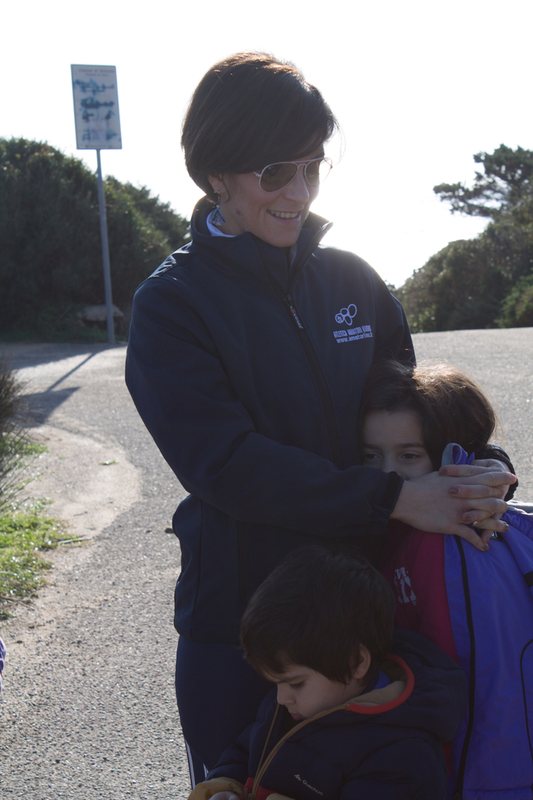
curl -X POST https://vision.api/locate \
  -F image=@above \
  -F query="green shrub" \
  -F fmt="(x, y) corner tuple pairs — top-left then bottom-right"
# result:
(0, 360), (27, 512)
(497, 271), (533, 327)
(0, 138), (189, 339)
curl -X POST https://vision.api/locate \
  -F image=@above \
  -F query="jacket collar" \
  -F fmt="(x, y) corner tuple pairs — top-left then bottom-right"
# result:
(188, 197), (333, 291)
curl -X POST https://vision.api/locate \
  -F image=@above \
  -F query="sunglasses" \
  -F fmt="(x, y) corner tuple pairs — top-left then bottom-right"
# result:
(254, 157), (332, 193)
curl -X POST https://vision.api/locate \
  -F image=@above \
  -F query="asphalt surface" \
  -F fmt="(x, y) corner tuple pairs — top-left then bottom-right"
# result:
(0, 328), (531, 799)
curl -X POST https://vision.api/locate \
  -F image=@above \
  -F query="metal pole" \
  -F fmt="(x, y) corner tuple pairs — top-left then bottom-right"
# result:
(96, 149), (115, 346)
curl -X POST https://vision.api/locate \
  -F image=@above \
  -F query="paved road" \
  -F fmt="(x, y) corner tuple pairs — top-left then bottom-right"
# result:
(0, 329), (531, 799)
(0, 343), (190, 799)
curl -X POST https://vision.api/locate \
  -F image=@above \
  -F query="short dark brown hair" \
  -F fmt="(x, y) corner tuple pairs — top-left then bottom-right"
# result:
(181, 52), (338, 201)
(359, 360), (496, 470)
(241, 547), (394, 686)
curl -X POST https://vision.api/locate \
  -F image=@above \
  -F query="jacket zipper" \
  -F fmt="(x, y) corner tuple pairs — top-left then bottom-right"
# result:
(256, 225), (343, 468)
(284, 293), (344, 468)
(453, 536), (476, 800)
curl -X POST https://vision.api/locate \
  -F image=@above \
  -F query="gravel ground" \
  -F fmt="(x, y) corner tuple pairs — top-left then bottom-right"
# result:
(0, 343), (190, 799)
(0, 329), (531, 799)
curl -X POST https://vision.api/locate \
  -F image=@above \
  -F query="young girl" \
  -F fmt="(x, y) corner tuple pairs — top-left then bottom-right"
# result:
(359, 360), (533, 800)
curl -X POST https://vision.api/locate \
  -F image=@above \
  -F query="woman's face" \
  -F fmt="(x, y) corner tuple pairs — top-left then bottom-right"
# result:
(208, 151), (322, 248)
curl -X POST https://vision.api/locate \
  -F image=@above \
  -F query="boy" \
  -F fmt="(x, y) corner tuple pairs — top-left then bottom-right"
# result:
(188, 547), (466, 800)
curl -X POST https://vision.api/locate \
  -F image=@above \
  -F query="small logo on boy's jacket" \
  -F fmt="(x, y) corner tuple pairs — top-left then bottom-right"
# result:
(394, 567), (417, 606)
(294, 775), (324, 796)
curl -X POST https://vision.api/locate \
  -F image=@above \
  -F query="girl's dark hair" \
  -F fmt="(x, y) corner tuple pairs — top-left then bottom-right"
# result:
(359, 360), (497, 470)
(181, 52), (338, 202)
(241, 547), (394, 686)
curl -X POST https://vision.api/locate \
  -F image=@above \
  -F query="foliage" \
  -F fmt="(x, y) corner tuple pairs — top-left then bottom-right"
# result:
(496, 272), (533, 327)
(0, 511), (71, 617)
(397, 145), (533, 331)
(433, 144), (533, 218)
(0, 360), (26, 511)
(0, 138), (189, 339)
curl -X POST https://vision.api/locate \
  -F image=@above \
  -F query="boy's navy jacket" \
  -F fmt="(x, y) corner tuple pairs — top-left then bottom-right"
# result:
(126, 199), (412, 643)
(208, 629), (466, 800)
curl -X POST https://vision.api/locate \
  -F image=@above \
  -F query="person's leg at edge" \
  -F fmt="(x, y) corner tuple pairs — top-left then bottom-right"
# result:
(176, 637), (272, 786)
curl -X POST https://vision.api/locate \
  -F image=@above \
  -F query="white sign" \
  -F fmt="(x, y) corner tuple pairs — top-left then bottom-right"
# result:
(71, 65), (122, 150)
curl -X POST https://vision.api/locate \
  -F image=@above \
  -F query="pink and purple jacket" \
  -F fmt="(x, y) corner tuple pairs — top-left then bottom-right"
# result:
(382, 509), (533, 799)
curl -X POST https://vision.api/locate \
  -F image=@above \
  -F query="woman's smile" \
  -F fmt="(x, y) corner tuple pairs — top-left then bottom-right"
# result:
(208, 154), (321, 248)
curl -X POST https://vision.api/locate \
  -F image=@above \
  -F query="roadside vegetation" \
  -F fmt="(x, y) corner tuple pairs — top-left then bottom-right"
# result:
(393, 145), (533, 332)
(0, 360), (72, 619)
(0, 137), (189, 341)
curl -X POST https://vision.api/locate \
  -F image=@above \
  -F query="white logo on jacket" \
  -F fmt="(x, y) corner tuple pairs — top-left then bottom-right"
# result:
(333, 324), (373, 343)
(394, 567), (417, 606)
(294, 775), (324, 796)
(335, 304), (357, 325)
(332, 302), (374, 342)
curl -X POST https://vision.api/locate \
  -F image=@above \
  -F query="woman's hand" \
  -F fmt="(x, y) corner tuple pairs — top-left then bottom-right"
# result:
(390, 467), (516, 551)
(440, 462), (516, 509)
(463, 459), (513, 500)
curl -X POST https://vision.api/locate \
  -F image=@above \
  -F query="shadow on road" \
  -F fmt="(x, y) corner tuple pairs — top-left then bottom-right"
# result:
(20, 387), (80, 426)
(0, 341), (125, 370)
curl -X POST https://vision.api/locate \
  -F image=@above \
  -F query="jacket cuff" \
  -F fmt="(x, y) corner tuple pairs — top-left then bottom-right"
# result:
(365, 470), (404, 536)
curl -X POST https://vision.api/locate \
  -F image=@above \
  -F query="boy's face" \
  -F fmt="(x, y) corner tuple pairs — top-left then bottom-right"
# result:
(361, 410), (433, 481)
(264, 661), (367, 721)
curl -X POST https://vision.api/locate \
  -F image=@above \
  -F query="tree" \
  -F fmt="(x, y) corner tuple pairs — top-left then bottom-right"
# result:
(395, 237), (503, 333)
(433, 145), (533, 218)
(0, 138), (189, 339)
(397, 145), (533, 331)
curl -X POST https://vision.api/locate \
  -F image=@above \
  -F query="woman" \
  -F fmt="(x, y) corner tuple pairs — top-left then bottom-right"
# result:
(125, 52), (513, 781)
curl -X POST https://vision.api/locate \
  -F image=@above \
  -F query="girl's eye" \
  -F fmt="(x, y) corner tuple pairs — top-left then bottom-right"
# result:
(401, 452), (420, 460)
(363, 451), (380, 463)
(289, 682), (304, 690)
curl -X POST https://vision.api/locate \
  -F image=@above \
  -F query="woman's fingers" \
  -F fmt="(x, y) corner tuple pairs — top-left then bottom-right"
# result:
(449, 524), (490, 552)
(440, 463), (516, 490)
(460, 497), (508, 519)
(464, 513), (509, 531)
(471, 458), (509, 472)
(390, 471), (512, 551)
(447, 476), (515, 500)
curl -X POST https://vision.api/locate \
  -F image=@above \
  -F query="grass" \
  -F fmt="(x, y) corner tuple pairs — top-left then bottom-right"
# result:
(0, 509), (77, 619)
(0, 435), (80, 619)
(0, 362), (82, 618)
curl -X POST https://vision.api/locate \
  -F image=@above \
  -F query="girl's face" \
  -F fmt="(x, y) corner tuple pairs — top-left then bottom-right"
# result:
(361, 410), (433, 481)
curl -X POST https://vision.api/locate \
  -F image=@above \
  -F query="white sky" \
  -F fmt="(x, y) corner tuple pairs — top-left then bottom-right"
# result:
(3, 0), (532, 286)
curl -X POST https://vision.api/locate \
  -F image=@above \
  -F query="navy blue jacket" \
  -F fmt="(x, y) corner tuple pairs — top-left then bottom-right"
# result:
(126, 200), (413, 643)
(208, 630), (466, 800)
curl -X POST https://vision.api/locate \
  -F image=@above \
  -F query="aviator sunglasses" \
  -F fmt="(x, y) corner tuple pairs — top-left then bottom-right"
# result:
(254, 157), (333, 193)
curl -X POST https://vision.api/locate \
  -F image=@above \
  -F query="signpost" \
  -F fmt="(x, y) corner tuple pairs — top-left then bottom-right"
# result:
(71, 65), (122, 345)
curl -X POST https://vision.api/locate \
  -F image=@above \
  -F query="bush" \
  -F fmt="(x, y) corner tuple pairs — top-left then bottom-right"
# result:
(497, 272), (533, 327)
(0, 360), (26, 511)
(0, 138), (190, 339)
